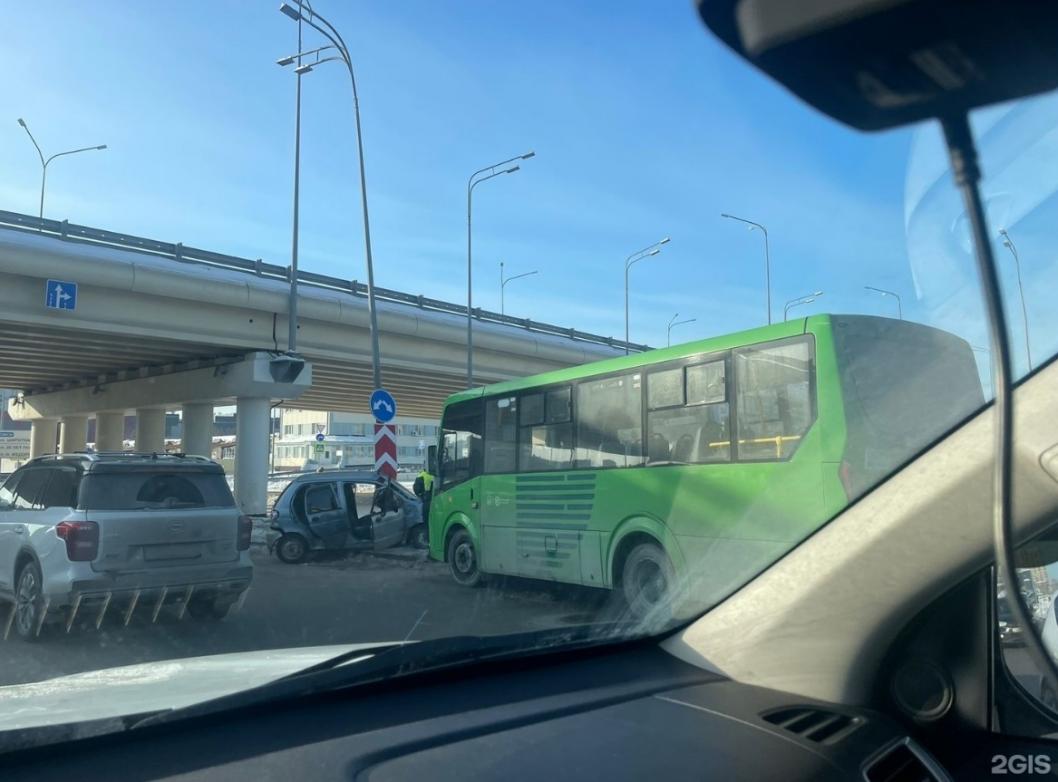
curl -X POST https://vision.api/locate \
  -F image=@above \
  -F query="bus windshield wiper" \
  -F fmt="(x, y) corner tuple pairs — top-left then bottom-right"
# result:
(131, 621), (635, 730)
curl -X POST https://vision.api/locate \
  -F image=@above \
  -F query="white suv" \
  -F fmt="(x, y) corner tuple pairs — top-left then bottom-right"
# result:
(0, 453), (253, 640)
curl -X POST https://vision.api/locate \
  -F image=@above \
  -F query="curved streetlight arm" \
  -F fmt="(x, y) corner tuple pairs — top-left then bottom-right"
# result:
(17, 120), (45, 167)
(721, 212), (771, 325)
(720, 212), (766, 235)
(998, 228), (1032, 370)
(469, 153), (534, 189)
(502, 270), (538, 288)
(45, 145), (107, 166)
(624, 245), (665, 354)
(278, 44), (336, 64)
(469, 167), (517, 194)
(625, 238), (669, 270)
(667, 316), (696, 346)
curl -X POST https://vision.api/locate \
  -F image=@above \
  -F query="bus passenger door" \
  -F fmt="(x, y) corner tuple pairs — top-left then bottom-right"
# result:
(434, 399), (484, 561)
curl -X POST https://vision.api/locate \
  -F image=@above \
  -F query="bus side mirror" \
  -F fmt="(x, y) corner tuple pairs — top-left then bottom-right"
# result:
(427, 445), (438, 475)
(697, 0), (1058, 131)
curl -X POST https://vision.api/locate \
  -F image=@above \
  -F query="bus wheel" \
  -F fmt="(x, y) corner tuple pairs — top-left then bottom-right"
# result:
(447, 529), (482, 587)
(621, 542), (674, 619)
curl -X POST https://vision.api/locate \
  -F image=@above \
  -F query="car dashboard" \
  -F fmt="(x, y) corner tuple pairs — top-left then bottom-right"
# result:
(1, 640), (961, 781)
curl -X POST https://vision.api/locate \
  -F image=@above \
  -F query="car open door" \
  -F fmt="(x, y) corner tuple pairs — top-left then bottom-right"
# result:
(303, 483), (348, 548)
(371, 481), (406, 551)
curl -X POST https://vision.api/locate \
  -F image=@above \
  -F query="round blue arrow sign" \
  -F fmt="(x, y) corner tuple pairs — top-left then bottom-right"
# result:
(370, 388), (397, 423)
(315, 432), (325, 442)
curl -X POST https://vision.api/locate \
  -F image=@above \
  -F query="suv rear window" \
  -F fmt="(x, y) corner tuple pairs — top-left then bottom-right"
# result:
(79, 471), (236, 510)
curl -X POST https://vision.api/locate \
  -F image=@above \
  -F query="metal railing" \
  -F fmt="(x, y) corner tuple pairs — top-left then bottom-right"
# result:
(0, 209), (648, 352)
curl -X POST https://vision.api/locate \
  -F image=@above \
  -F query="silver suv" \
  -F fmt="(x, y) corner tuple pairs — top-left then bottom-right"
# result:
(0, 453), (253, 640)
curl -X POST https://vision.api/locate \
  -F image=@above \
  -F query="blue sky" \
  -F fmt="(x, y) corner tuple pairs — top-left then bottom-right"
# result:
(5, 0), (1046, 360)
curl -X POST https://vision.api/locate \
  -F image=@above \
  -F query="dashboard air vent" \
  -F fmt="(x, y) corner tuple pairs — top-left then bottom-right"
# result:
(864, 738), (948, 782)
(762, 706), (862, 744)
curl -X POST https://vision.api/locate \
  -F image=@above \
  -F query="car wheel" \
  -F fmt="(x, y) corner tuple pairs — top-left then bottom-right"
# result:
(621, 542), (674, 620)
(186, 594), (234, 621)
(447, 529), (482, 587)
(275, 533), (309, 564)
(407, 524), (429, 549)
(13, 561), (47, 641)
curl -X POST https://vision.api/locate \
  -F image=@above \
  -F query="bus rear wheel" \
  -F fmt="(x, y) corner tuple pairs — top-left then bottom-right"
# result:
(447, 529), (483, 587)
(621, 542), (674, 620)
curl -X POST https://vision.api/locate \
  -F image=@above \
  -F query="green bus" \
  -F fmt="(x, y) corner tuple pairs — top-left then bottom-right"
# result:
(426, 314), (983, 617)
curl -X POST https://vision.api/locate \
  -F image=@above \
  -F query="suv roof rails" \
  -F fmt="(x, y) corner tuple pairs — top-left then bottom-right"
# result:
(29, 451), (215, 463)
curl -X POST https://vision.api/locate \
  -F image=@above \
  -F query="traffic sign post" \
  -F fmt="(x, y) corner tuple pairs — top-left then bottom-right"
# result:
(371, 388), (398, 478)
(45, 279), (77, 311)
(374, 423), (397, 479)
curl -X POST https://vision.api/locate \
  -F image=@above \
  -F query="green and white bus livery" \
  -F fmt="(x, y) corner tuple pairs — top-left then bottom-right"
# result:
(427, 314), (983, 618)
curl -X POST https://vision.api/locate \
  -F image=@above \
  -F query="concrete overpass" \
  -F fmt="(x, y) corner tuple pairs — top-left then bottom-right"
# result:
(0, 210), (638, 511)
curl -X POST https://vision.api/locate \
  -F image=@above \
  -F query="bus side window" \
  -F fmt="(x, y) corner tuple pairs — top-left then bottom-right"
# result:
(646, 359), (731, 464)
(485, 396), (518, 474)
(734, 340), (813, 460)
(439, 399), (484, 490)
(518, 386), (574, 471)
(575, 373), (644, 468)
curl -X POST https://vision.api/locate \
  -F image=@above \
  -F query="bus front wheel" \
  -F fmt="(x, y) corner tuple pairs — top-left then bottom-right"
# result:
(621, 542), (674, 619)
(447, 529), (483, 587)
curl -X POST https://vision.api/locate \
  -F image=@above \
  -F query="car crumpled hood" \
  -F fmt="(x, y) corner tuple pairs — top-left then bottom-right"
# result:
(0, 642), (386, 734)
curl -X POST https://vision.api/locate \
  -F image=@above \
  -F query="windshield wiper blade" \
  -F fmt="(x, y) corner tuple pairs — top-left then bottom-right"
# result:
(131, 621), (635, 730)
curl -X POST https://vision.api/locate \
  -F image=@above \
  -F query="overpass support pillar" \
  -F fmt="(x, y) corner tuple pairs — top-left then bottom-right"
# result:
(29, 420), (59, 458)
(181, 403), (214, 458)
(95, 412), (125, 452)
(234, 396), (269, 515)
(135, 408), (166, 453)
(59, 416), (88, 454)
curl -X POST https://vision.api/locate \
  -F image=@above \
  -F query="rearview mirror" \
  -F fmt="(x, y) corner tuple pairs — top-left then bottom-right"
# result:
(698, 0), (1058, 130)
(427, 445), (437, 475)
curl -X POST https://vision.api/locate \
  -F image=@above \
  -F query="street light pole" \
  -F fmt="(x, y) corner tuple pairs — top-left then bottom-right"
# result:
(783, 290), (823, 321)
(279, 2), (383, 390)
(499, 261), (539, 316)
(17, 118), (107, 224)
(666, 313), (696, 347)
(466, 152), (534, 387)
(286, 12), (303, 353)
(864, 285), (903, 319)
(999, 229), (1033, 371)
(624, 238), (670, 354)
(721, 213), (771, 325)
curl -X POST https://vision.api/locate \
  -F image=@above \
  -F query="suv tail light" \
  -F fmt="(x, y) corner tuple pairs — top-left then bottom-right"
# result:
(237, 515), (253, 551)
(55, 521), (100, 562)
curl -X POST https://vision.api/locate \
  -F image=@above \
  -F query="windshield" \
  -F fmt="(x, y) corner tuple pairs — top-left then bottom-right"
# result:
(0, 0), (1055, 743)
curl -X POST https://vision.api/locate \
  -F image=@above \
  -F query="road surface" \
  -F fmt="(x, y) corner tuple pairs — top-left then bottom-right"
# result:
(0, 547), (615, 687)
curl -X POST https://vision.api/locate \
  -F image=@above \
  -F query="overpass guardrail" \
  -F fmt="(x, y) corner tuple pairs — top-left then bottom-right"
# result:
(0, 209), (648, 353)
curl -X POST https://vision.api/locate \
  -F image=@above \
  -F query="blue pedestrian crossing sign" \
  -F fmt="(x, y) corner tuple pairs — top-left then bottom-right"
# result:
(370, 388), (397, 423)
(45, 279), (77, 311)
